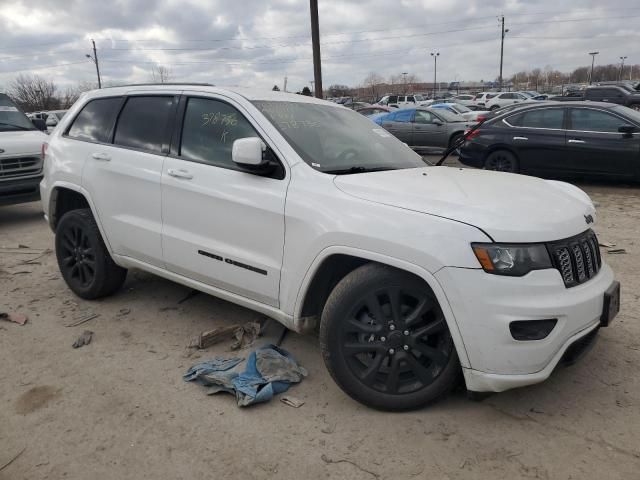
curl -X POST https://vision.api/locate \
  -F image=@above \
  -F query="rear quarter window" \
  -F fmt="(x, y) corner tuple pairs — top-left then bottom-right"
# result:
(67, 97), (122, 143)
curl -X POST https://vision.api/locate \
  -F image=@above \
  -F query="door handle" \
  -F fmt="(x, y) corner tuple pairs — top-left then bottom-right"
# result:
(91, 152), (111, 161)
(167, 168), (194, 180)
(513, 136), (528, 141)
(568, 139), (585, 144)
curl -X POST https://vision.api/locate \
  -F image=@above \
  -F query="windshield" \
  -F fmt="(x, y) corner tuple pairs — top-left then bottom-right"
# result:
(614, 105), (640, 124)
(414, 94), (424, 102)
(451, 103), (470, 113)
(253, 101), (426, 174)
(0, 95), (35, 131)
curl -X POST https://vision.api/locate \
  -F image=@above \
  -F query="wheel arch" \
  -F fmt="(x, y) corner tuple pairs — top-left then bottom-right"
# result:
(48, 182), (114, 254)
(293, 246), (471, 368)
(448, 130), (465, 146)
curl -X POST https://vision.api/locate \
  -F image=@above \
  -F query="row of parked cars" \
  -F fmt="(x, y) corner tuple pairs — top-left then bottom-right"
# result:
(27, 109), (68, 132)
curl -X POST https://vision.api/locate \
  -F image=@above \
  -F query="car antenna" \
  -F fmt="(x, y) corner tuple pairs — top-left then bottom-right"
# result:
(435, 119), (485, 166)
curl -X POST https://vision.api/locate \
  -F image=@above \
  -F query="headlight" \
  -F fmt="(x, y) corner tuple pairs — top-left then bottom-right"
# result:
(471, 243), (552, 276)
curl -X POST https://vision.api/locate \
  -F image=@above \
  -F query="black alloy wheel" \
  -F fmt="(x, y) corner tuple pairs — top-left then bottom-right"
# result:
(59, 223), (96, 289)
(484, 150), (518, 173)
(320, 264), (459, 410)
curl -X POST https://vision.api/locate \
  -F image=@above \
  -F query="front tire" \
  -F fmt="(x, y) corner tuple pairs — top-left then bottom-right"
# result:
(319, 264), (459, 411)
(55, 209), (127, 299)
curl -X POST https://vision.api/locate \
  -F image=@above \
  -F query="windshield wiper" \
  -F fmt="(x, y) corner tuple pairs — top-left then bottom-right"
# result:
(0, 122), (32, 131)
(323, 166), (396, 175)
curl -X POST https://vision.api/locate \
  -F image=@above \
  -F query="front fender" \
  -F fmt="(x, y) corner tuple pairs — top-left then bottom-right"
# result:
(292, 245), (472, 368)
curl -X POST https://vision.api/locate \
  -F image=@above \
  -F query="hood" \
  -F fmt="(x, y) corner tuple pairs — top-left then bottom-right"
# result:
(334, 166), (596, 243)
(0, 130), (47, 156)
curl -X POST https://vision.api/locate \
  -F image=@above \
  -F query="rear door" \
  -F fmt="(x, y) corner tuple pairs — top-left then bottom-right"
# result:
(79, 94), (177, 267)
(565, 107), (638, 177)
(502, 107), (567, 174)
(381, 109), (413, 143)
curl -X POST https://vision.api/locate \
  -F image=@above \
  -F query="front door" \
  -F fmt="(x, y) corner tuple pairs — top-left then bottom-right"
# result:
(381, 109), (413, 143)
(161, 96), (287, 307)
(412, 110), (447, 147)
(566, 107), (639, 178)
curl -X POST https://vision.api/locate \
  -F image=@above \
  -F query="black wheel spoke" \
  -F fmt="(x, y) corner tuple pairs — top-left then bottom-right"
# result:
(385, 354), (401, 392)
(413, 343), (448, 367)
(387, 288), (403, 325)
(345, 318), (381, 334)
(404, 352), (435, 385)
(364, 294), (385, 323)
(404, 297), (432, 327)
(360, 352), (386, 385)
(62, 255), (75, 266)
(81, 263), (93, 280)
(343, 342), (384, 356)
(411, 317), (446, 339)
(70, 264), (80, 279)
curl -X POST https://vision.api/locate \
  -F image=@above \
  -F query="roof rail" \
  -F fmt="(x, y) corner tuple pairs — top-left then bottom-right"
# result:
(102, 82), (215, 89)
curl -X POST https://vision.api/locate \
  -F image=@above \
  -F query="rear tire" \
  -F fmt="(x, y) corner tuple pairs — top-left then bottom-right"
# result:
(55, 209), (127, 299)
(320, 263), (460, 411)
(449, 133), (464, 156)
(484, 150), (519, 173)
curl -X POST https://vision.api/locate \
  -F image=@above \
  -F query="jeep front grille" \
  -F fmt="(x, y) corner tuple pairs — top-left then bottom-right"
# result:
(548, 230), (601, 288)
(0, 156), (42, 180)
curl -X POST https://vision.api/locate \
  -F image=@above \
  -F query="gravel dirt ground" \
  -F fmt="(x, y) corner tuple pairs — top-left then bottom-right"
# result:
(1, 162), (639, 479)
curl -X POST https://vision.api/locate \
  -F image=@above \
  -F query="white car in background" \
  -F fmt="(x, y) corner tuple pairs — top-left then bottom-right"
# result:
(378, 94), (431, 109)
(429, 102), (490, 122)
(484, 92), (529, 110)
(450, 94), (476, 107)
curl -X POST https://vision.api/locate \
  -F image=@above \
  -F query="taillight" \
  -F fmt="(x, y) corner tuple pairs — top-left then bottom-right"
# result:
(465, 129), (481, 140)
(41, 142), (48, 162)
(476, 115), (487, 123)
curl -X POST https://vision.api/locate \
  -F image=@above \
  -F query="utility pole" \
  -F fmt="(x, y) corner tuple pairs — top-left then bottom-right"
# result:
(430, 52), (439, 98)
(588, 51), (599, 84)
(283, 75), (288, 92)
(402, 72), (408, 94)
(498, 16), (509, 91)
(619, 56), (628, 81)
(309, 0), (323, 98)
(85, 39), (102, 89)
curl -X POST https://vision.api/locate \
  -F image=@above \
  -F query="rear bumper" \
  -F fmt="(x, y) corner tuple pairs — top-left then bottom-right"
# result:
(458, 144), (485, 168)
(0, 175), (42, 206)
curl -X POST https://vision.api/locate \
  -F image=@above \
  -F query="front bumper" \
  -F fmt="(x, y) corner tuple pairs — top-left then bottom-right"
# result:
(0, 175), (43, 206)
(435, 264), (615, 392)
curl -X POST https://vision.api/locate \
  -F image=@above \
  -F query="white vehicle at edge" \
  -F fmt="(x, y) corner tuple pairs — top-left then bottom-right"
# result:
(0, 93), (48, 206)
(40, 84), (619, 411)
(484, 91), (530, 110)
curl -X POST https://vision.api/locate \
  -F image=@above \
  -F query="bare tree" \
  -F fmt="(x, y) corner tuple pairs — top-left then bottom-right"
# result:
(363, 72), (385, 100)
(9, 74), (58, 112)
(151, 65), (172, 83)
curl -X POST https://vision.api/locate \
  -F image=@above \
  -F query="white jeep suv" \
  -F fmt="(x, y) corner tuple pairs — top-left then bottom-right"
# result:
(40, 84), (619, 410)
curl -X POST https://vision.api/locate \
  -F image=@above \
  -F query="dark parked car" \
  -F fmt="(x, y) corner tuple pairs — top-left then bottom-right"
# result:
(373, 107), (471, 151)
(459, 102), (640, 180)
(549, 84), (640, 110)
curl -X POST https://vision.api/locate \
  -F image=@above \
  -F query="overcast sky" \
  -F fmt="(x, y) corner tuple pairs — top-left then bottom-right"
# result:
(0, 0), (638, 92)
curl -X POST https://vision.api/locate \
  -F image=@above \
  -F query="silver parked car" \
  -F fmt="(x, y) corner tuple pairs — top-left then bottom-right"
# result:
(373, 107), (472, 151)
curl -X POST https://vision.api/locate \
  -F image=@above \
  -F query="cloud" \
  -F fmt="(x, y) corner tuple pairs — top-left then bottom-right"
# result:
(0, 0), (638, 92)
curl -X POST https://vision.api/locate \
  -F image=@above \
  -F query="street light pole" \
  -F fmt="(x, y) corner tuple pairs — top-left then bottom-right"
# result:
(401, 72), (408, 94)
(85, 39), (102, 89)
(430, 52), (439, 98)
(588, 51), (599, 85)
(619, 56), (628, 81)
(309, 0), (323, 98)
(499, 16), (509, 90)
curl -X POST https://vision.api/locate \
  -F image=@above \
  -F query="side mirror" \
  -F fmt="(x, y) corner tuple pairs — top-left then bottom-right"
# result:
(232, 137), (265, 166)
(32, 118), (47, 131)
(433, 120), (443, 126)
(618, 125), (637, 135)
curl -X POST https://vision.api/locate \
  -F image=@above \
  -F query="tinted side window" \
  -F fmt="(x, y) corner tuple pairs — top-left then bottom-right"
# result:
(414, 111), (434, 124)
(113, 96), (174, 153)
(570, 109), (623, 133)
(388, 96), (398, 103)
(519, 109), (564, 129)
(67, 97), (121, 143)
(180, 97), (260, 169)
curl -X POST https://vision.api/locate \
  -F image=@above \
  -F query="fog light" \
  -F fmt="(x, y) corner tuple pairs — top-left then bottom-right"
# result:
(509, 319), (558, 341)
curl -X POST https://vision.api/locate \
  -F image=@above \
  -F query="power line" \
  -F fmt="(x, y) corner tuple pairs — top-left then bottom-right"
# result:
(0, 60), (90, 75)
